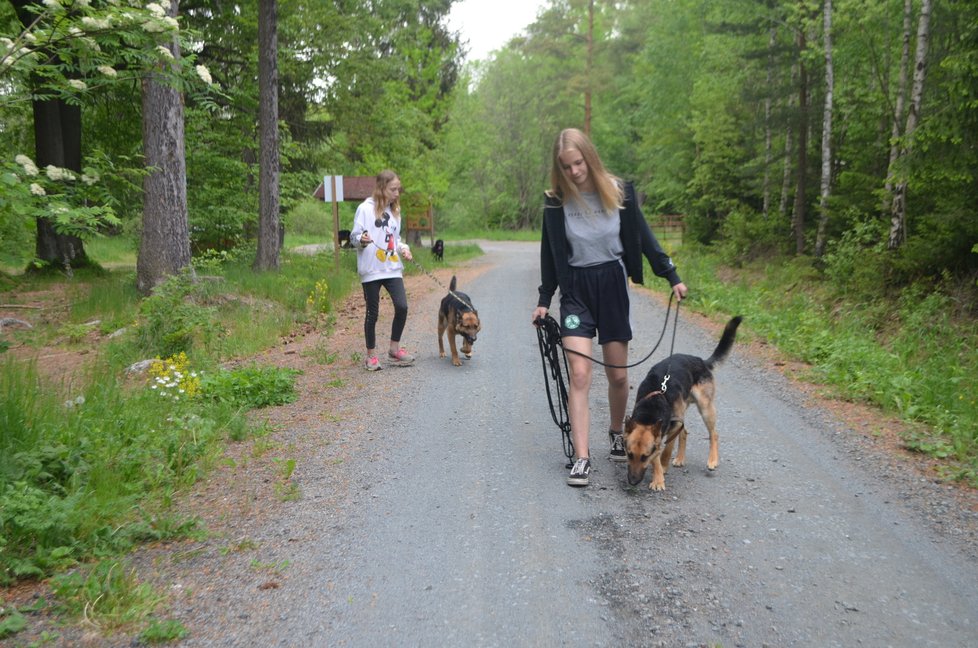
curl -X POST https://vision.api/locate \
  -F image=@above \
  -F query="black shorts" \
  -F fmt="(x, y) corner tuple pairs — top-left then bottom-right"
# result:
(559, 260), (632, 345)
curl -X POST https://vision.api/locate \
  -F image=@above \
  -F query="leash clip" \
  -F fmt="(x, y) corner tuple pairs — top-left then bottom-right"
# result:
(660, 374), (670, 393)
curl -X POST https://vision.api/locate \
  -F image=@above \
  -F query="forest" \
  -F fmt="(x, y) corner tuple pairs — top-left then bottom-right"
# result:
(1, 0), (977, 629)
(3, 0), (976, 281)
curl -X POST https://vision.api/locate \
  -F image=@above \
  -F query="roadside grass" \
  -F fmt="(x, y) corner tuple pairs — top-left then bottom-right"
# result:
(666, 246), (978, 486)
(0, 231), (485, 642)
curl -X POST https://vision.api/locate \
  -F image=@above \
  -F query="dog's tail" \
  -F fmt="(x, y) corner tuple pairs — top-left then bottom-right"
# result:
(705, 315), (743, 369)
(449, 275), (457, 292)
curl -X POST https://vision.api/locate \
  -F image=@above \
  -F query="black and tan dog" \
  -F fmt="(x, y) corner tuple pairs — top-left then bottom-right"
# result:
(438, 275), (481, 366)
(624, 316), (742, 491)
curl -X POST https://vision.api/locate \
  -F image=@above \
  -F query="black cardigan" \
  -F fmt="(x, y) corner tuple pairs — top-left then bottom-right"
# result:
(536, 181), (682, 309)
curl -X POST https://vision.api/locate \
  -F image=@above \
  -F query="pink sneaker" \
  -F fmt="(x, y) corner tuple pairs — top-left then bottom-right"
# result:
(364, 355), (382, 371)
(388, 348), (415, 366)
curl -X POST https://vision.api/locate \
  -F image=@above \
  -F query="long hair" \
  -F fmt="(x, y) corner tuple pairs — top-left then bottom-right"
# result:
(372, 170), (401, 220)
(547, 128), (623, 210)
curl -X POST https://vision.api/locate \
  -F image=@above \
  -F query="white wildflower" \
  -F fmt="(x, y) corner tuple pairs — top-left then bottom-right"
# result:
(156, 44), (174, 60)
(195, 64), (212, 84)
(24, 33), (37, 43)
(1, 37), (12, 50)
(81, 173), (98, 185)
(42, 0), (61, 10)
(97, 65), (117, 77)
(146, 2), (165, 17)
(45, 165), (65, 181)
(68, 78), (87, 91)
(159, 0), (171, 9)
(142, 19), (165, 33)
(30, 183), (45, 196)
(81, 16), (111, 30)
(162, 16), (178, 29)
(16, 155), (39, 176)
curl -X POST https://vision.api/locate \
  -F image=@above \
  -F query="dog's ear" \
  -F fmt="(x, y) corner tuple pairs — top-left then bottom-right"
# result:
(624, 416), (634, 434)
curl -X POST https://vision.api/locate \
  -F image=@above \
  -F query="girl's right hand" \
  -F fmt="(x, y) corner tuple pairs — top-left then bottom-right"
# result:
(360, 232), (371, 245)
(532, 306), (548, 326)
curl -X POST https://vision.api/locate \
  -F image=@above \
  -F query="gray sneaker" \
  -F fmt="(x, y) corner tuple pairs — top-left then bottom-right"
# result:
(567, 457), (591, 487)
(388, 348), (415, 366)
(609, 432), (627, 463)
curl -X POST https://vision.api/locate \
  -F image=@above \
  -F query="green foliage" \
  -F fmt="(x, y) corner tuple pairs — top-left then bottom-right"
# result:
(140, 618), (189, 644)
(135, 271), (221, 358)
(674, 245), (978, 484)
(0, 357), (251, 585)
(200, 365), (301, 409)
(50, 560), (165, 632)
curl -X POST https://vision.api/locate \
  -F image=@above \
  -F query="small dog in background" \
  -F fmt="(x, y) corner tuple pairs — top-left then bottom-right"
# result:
(337, 229), (352, 249)
(623, 316), (742, 491)
(438, 275), (481, 366)
(431, 239), (444, 261)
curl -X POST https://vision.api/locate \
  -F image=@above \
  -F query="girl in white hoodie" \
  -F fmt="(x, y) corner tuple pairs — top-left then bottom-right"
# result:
(350, 170), (415, 371)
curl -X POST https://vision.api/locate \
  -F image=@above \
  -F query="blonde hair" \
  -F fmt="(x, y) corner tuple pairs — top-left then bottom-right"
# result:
(548, 128), (623, 210)
(372, 169), (401, 220)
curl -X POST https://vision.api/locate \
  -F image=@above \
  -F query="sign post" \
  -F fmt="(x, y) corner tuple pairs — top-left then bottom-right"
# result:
(323, 175), (344, 269)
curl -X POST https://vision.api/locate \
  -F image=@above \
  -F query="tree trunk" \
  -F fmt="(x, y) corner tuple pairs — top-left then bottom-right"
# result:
(137, 0), (192, 295)
(254, 0), (281, 271)
(763, 28), (776, 219)
(881, 0), (913, 216)
(12, 0), (90, 272)
(584, 0), (593, 136)
(888, 0), (929, 249)
(792, 29), (809, 255)
(814, 0), (834, 258)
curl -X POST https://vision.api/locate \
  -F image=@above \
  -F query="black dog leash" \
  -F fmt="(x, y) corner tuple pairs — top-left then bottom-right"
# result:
(538, 292), (681, 370)
(535, 314), (575, 464)
(534, 294), (681, 464)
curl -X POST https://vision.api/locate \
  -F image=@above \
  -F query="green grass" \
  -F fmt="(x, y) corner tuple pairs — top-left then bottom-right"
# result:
(666, 245), (978, 485)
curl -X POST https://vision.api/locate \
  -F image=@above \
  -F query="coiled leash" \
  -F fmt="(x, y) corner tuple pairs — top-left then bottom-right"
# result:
(534, 293), (682, 464)
(535, 314), (576, 463)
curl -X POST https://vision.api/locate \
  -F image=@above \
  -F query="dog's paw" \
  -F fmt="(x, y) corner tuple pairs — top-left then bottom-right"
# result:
(463, 352), (472, 359)
(452, 357), (462, 366)
(672, 457), (685, 467)
(439, 351), (447, 358)
(707, 460), (719, 470)
(649, 480), (666, 491)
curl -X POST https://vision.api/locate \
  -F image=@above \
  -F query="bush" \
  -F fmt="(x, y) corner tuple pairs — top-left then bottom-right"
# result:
(135, 271), (221, 357)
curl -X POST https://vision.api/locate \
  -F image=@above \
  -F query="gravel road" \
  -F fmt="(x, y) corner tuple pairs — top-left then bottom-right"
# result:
(110, 241), (978, 647)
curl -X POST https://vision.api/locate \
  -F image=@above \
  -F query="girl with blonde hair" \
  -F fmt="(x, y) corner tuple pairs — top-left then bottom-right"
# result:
(532, 128), (688, 486)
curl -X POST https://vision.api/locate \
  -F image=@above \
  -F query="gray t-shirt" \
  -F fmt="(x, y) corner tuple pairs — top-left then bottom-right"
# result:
(563, 192), (623, 267)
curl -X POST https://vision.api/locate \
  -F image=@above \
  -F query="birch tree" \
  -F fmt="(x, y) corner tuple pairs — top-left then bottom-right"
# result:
(814, 0), (834, 258)
(887, 0), (930, 249)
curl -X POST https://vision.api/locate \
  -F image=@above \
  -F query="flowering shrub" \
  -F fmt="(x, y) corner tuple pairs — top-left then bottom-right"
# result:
(148, 352), (201, 401)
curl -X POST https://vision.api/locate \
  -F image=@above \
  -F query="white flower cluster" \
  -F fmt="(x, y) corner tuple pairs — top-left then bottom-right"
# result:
(195, 64), (212, 84)
(81, 16), (112, 30)
(45, 165), (76, 181)
(15, 154), (39, 176)
(150, 366), (198, 400)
